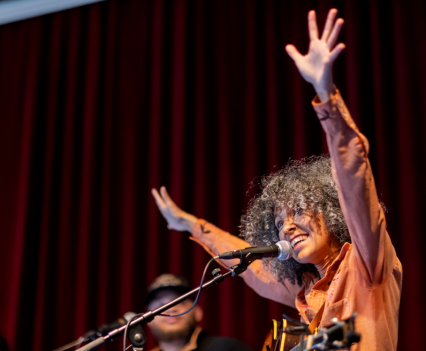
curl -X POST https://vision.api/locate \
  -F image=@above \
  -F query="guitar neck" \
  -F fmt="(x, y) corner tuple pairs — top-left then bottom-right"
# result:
(264, 314), (359, 351)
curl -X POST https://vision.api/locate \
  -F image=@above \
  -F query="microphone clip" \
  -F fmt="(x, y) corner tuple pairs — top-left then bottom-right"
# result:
(229, 252), (260, 276)
(127, 323), (147, 351)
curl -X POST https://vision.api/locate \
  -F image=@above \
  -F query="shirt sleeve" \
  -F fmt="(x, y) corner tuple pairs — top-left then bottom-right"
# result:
(312, 90), (397, 287)
(191, 219), (300, 307)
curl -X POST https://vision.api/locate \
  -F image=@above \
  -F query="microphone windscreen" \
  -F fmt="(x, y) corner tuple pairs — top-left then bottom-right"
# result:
(276, 240), (293, 261)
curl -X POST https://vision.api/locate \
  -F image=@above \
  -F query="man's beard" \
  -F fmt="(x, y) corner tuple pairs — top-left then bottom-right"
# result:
(150, 316), (198, 343)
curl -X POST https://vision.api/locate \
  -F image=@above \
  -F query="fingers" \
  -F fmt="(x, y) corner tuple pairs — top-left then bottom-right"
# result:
(320, 9), (338, 42)
(330, 43), (346, 62)
(327, 18), (344, 49)
(285, 44), (302, 62)
(308, 10), (319, 41)
(152, 188), (166, 209)
(160, 186), (177, 208)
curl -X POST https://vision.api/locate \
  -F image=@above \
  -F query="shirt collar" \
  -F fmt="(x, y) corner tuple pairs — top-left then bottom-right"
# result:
(181, 327), (202, 351)
(316, 242), (351, 285)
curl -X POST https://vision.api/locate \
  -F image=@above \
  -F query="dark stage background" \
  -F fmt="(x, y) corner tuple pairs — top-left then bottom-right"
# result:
(0, 0), (424, 350)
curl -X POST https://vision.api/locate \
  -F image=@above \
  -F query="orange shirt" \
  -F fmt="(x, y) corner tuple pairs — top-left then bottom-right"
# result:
(191, 91), (402, 351)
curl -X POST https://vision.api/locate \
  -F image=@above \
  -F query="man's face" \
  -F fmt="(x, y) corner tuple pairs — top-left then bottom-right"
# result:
(147, 290), (203, 343)
(274, 206), (338, 264)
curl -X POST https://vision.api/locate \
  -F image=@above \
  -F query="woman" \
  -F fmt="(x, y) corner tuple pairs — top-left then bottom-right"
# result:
(152, 9), (402, 351)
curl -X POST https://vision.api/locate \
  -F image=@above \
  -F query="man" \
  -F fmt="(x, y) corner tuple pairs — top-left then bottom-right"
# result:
(151, 8), (402, 351)
(145, 274), (254, 351)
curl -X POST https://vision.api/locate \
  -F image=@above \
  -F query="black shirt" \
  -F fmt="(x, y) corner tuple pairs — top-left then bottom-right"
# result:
(196, 330), (254, 351)
(150, 329), (254, 351)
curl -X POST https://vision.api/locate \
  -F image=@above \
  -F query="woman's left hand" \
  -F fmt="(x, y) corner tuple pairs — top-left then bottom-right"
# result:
(285, 9), (345, 102)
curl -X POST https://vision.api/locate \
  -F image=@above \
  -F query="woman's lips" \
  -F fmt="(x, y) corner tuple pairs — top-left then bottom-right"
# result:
(290, 234), (309, 248)
(293, 239), (307, 250)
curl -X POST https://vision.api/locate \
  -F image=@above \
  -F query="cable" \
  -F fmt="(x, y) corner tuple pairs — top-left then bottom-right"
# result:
(123, 313), (143, 351)
(122, 256), (219, 351)
(159, 256), (218, 317)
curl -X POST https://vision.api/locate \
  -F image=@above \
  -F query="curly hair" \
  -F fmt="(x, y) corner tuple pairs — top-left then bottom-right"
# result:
(240, 155), (352, 286)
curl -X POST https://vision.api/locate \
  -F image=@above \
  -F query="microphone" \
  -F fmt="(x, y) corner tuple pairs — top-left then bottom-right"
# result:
(218, 240), (293, 261)
(84, 312), (137, 341)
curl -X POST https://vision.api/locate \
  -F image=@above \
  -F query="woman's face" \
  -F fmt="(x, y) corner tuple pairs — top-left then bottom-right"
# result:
(274, 206), (337, 264)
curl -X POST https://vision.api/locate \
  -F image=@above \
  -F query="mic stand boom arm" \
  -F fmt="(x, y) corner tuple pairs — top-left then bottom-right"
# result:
(76, 253), (260, 351)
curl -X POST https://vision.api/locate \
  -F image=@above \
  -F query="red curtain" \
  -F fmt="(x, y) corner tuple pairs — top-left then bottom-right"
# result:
(0, 0), (424, 350)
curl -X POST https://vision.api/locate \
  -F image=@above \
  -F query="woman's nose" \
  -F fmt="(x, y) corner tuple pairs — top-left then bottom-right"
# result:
(284, 222), (297, 235)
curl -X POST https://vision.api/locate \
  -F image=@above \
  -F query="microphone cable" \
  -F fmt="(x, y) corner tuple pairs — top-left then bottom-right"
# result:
(123, 256), (219, 351)
(159, 256), (218, 317)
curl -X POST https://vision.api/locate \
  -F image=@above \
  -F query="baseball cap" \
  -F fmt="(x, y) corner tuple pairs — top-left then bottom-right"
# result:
(145, 274), (192, 306)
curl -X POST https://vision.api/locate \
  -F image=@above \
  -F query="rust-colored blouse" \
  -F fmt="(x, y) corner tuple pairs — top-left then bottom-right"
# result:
(190, 91), (402, 351)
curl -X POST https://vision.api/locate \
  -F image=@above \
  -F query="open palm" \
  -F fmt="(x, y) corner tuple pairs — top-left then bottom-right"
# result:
(151, 186), (198, 232)
(286, 9), (345, 101)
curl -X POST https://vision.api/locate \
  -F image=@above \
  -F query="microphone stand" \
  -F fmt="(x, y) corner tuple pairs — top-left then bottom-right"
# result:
(75, 253), (260, 351)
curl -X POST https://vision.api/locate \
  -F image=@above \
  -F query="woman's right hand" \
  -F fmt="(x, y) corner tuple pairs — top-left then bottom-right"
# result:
(151, 186), (198, 232)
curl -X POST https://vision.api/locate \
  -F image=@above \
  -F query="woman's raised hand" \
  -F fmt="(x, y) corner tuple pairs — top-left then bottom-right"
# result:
(151, 186), (198, 232)
(285, 9), (345, 102)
